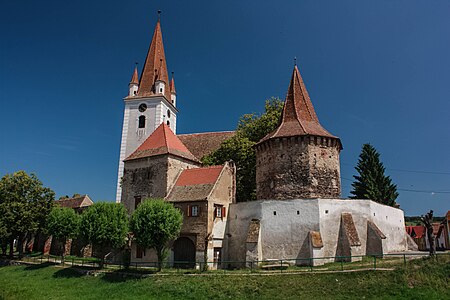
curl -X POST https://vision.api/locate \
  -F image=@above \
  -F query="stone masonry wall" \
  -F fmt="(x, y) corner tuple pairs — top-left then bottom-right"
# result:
(121, 155), (199, 214)
(121, 156), (169, 214)
(256, 136), (341, 200)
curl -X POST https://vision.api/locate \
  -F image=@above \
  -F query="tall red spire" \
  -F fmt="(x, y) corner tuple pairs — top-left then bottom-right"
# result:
(259, 65), (340, 144)
(137, 17), (170, 100)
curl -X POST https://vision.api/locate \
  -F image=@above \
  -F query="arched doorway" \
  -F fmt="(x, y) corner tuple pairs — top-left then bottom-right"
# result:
(173, 237), (196, 268)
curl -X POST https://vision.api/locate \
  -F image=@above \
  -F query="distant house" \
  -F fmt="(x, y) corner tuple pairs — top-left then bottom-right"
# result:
(406, 226), (426, 250)
(42, 195), (94, 257)
(406, 215), (450, 251)
(55, 194), (93, 213)
(438, 211), (450, 250)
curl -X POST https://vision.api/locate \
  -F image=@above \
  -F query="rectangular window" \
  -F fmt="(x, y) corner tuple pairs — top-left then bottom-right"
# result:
(134, 196), (141, 209)
(214, 205), (226, 218)
(216, 206), (222, 218)
(191, 205), (199, 217)
(138, 115), (146, 128)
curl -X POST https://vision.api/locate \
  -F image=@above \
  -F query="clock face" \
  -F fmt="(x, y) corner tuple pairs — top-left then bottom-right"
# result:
(138, 103), (147, 112)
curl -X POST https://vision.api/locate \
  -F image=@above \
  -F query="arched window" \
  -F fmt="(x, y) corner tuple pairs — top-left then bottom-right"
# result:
(167, 110), (171, 118)
(166, 120), (170, 126)
(138, 115), (146, 128)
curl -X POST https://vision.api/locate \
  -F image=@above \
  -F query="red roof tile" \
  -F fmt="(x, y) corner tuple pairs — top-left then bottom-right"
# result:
(175, 165), (224, 186)
(130, 66), (139, 84)
(125, 123), (199, 162)
(137, 19), (171, 100)
(178, 131), (235, 160)
(259, 65), (341, 148)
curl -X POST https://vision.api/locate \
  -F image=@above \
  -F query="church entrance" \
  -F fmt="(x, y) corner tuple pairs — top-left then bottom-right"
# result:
(173, 237), (196, 268)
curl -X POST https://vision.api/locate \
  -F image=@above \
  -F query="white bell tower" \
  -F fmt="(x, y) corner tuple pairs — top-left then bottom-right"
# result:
(116, 15), (178, 203)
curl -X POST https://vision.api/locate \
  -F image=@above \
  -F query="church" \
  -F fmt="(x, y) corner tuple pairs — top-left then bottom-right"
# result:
(116, 15), (414, 267)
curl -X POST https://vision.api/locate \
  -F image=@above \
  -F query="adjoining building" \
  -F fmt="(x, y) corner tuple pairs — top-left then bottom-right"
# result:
(117, 15), (414, 267)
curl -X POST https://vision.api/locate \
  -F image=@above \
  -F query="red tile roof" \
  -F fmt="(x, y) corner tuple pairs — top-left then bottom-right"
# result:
(137, 19), (171, 100)
(166, 165), (225, 202)
(55, 195), (93, 209)
(406, 226), (425, 238)
(125, 123), (200, 162)
(178, 131), (235, 160)
(258, 65), (341, 148)
(130, 66), (139, 84)
(175, 165), (224, 186)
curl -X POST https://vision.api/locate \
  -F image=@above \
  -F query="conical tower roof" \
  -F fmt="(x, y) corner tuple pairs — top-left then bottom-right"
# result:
(137, 18), (170, 100)
(169, 73), (176, 94)
(125, 123), (199, 162)
(259, 65), (341, 147)
(130, 66), (139, 84)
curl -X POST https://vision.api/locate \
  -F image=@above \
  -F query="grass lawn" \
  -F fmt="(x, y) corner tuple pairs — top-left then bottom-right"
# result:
(0, 256), (449, 300)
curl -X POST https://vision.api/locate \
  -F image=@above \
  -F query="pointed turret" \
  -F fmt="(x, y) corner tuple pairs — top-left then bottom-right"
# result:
(128, 65), (139, 97)
(169, 72), (176, 105)
(137, 17), (170, 100)
(255, 63), (342, 200)
(259, 65), (340, 145)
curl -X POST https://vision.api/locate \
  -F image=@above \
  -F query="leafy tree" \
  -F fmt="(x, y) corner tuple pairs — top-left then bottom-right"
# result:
(130, 199), (183, 271)
(350, 144), (399, 206)
(0, 171), (55, 258)
(46, 206), (80, 258)
(203, 98), (283, 201)
(80, 202), (129, 268)
(0, 217), (9, 256)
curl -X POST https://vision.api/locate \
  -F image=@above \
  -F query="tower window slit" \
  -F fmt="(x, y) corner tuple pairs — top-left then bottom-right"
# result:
(138, 115), (146, 128)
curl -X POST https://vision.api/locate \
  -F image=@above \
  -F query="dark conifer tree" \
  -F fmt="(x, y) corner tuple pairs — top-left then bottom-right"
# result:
(350, 144), (399, 206)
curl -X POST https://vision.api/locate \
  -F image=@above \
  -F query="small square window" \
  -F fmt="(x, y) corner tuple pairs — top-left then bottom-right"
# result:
(325, 210), (329, 214)
(273, 211), (277, 216)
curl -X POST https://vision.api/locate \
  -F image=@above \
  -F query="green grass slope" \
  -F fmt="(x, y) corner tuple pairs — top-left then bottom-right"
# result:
(0, 256), (448, 300)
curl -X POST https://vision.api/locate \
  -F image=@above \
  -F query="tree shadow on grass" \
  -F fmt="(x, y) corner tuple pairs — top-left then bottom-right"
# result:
(101, 268), (158, 283)
(24, 262), (57, 270)
(53, 267), (88, 278)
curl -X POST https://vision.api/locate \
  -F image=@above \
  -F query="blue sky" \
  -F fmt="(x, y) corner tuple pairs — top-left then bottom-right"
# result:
(1, 0), (449, 216)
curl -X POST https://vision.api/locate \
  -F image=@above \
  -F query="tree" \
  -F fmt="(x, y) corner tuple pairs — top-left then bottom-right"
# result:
(46, 206), (80, 258)
(203, 98), (283, 201)
(350, 144), (399, 206)
(79, 202), (129, 268)
(420, 210), (436, 257)
(0, 217), (9, 256)
(0, 171), (55, 258)
(130, 199), (183, 271)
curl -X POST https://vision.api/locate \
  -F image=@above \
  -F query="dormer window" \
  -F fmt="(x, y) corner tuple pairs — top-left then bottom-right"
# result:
(138, 115), (146, 128)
